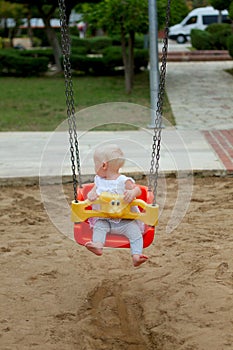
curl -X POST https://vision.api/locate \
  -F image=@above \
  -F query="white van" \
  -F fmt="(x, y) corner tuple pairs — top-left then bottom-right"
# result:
(168, 6), (229, 44)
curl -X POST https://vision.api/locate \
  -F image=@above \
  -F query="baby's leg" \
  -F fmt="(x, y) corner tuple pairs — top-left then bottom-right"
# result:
(129, 235), (148, 267)
(113, 220), (148, 267)
(85, 219), (110, 256)
(132, 253), (148, 267)
(85, 241), (104, 256)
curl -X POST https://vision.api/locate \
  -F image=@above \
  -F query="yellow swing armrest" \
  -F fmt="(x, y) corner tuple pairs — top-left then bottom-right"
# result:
(71, 192), (159, 227)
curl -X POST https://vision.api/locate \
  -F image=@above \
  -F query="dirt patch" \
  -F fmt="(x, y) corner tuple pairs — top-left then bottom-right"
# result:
(0, 177), (233, 350)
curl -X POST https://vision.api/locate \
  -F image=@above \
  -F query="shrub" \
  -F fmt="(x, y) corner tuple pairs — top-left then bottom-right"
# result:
(70, 36), (113, 54)
(0, 49), (49, 76)
(111, 35), (122, 46)
(134, 49), (149, 71)
(19, 48), (55, 64)
(103, 46), (148, 72)
(70, 45), (149, 76)
(88, 36), (113, 52)
(70, 53), (90, 74)
(71, 46), (89, 55)
(88, 56), (109, 75)
(227, 35), (233, 58)
(191, 24), (232, 50)
(70, 36), (90, 52)
(102, 46), (123, 71)
(134, 36), (145, 49)
(206, 23), (232, 50)
(108, 35), (145, 49)
(206, 23), (231, 35)
(191, 29), (213, 50)
(70, 50), (120, 76)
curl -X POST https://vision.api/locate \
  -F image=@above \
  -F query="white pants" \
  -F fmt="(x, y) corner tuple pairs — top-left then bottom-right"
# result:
(92, 219), (143, 255)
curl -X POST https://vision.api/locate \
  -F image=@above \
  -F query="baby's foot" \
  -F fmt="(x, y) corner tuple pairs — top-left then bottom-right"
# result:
(85, 241), (103, 256)
(132, 254), (148, 267)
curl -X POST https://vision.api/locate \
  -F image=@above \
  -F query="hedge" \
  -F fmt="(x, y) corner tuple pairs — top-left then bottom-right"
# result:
(88, 36), (113, 52)
(206, 23), (232, 50)
(134, 48), (149, 72)
(70, 54), (106, 75)
(0, 49), (49, 76)
(70, 36), (90, 53)
(69, 35), (145, 53)
(19, 48), (55, 64)
(227, 35), (233, 58)
(190, 29), (213, 50)
(69, 46), (148, 75)
(70, 36), (113, 53)
(0, 35), (149, 76)
(102, 46), (123, 72)
(191, 24), (232, 50)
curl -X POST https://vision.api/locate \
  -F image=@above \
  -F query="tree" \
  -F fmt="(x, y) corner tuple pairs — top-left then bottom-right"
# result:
(5, 0), (61, 70)
(5, 0), (101, 71)
(190, 0), (211, 8)
(210, 0), (232, 22)
(229, 1), (233, 20)
(169, 0), (189, 26)
(0, 0), (26, 41)
(228, 1), (233, 33)
(210, 0), (232, 11)
(82, 0), (148, 94)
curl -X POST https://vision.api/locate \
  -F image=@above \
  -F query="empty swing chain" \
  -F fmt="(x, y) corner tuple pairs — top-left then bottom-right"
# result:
(58, 0), (82, 202)
(149, 0), (171, 205)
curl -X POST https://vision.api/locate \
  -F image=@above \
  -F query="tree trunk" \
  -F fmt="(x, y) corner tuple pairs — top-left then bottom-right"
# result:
(3, 18), (8, 38)
(37, 4), (62, 72)
(128, 31), (135, 91)
(121, 28), (132, 94)
(43, 18), (62, 72)
(27, 16), (34, 47)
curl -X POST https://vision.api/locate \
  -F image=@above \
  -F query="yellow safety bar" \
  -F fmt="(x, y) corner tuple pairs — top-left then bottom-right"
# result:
(71, 192), (159, 226)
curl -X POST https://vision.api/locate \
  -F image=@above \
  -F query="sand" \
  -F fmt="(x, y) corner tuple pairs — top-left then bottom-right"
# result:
(0, 177), (233, 350)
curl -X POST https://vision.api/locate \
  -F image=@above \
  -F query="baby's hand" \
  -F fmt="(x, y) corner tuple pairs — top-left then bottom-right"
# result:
(124, 189), (136, 203)
(87, 191), (98, 201)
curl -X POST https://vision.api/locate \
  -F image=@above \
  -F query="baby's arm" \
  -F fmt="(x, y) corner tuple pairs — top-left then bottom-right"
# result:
(87, 185), (98, 201)
(124, 180), (141, 203)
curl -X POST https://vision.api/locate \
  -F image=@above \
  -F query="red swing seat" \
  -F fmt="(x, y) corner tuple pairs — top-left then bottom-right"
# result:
(73, 183), (156, 248)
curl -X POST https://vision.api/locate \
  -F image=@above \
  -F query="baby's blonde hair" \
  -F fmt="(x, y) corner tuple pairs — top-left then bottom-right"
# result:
(94, 144), (125, 170)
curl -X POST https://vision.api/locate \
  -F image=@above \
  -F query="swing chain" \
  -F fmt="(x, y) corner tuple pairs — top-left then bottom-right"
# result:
(149, 0), (171, 205)
(58, 0), (82, 202)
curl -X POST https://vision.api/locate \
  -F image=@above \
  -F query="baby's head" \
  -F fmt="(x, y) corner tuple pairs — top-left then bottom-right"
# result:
(94, 144), (125, 175)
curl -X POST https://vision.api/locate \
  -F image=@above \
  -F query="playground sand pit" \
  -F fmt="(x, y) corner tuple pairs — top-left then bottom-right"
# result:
(0, 176), (233, 350)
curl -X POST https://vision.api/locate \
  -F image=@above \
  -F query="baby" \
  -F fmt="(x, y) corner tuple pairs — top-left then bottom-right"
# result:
(85, 144), (148, 267)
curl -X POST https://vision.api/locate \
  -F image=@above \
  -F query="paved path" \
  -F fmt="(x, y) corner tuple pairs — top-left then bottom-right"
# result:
(0, 128), (231, 185)
(0, 59), (233, 184)
(166, 61), (233, 130)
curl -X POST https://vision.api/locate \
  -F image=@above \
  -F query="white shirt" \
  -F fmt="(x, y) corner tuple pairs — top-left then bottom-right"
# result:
(94, 174), (134, 195)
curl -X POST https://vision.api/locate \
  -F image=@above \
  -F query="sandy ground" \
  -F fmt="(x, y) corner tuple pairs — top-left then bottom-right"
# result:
(0, 177), (233, 350)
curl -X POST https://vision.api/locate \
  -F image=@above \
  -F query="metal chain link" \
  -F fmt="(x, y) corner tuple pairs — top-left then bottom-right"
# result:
(149, 0), (171, 205)
(58, 0), (82, 202)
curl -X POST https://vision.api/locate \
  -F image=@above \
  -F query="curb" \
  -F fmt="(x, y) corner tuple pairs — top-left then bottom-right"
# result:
(1, 170), (232, 187)
(163, 50), (232, 62)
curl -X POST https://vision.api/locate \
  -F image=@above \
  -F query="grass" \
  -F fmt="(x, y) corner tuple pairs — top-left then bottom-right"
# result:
(0, 72), (175, 131)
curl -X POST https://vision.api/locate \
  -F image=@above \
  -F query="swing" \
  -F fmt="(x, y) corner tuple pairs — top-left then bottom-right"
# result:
(58, 0), (171, 249)
(73, 183), (157, 248)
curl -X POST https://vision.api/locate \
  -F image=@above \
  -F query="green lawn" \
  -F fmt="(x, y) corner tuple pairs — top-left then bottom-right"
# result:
(0, 72), (175, 131)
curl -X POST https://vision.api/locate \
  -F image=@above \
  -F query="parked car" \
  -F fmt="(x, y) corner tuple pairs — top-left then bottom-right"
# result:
(168, 6), (229, 44)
